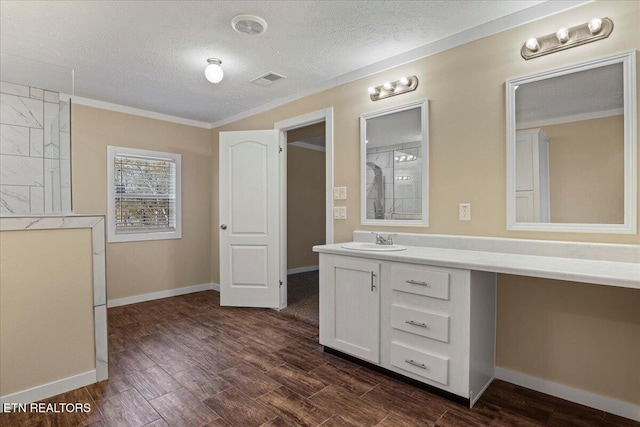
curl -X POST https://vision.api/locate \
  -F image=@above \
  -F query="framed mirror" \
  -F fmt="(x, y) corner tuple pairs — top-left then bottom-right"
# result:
(506, 51), (637, 233)
(360, 99), (429, 226)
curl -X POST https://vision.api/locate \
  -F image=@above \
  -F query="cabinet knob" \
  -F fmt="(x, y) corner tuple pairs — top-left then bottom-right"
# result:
(220, 224), (227, 230)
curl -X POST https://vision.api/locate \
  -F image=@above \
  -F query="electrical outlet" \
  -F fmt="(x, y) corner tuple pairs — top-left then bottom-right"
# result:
(459, 203), (471, 221)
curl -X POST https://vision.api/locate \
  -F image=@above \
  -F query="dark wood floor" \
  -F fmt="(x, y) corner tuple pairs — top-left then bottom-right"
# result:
(1, 291), (637, 427)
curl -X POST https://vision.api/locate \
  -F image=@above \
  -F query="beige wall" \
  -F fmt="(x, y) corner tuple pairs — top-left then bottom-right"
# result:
(287, 121), (325, 142)
(210, 1), (640, 404)
(0, 229), (95, 396)
(287, 145), (326, 269)
(497, 275), (640, 404)
(72, 105), (213, 300)
(544, 115), (624, 223)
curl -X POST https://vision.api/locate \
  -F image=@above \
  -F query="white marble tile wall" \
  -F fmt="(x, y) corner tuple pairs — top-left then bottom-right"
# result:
(0, 81), (71, 215)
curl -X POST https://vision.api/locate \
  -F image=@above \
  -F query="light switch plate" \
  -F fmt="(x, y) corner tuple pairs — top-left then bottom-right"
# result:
(333, 207), (341, 219)
(334, 206), (347, 219)
(334, 187), (347, 200)
(339, 206), (347, 219)
(339, 187), (347, 200)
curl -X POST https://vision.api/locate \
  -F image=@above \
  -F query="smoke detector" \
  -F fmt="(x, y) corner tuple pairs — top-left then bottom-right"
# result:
(232, 14), (267, 35)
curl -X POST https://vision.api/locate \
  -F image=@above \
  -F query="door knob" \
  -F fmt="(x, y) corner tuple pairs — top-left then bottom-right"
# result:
(220, 224), (227, 230)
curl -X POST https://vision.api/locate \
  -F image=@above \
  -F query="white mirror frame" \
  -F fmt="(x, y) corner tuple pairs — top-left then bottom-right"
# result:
(360, 99), (429, 227)
(506, 51), (637, 234)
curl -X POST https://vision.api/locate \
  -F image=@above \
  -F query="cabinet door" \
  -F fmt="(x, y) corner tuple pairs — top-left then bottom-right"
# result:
(320, 256), (380, 363)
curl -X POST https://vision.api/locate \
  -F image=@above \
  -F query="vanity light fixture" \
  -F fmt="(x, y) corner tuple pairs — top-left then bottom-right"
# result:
(369, 75), (418, 101)
(521, 17), (613, 60)
(205, 58), (224, 83)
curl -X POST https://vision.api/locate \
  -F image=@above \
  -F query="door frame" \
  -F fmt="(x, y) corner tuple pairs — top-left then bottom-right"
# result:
(274, 107), (334, 309)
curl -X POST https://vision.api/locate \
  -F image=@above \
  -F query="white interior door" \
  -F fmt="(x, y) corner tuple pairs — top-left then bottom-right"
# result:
(219, 130), (280, 308)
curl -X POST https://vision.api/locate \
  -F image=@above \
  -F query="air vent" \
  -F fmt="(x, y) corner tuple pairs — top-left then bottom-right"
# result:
(251, 72), (287, 87)
(232, 14), (267, 35)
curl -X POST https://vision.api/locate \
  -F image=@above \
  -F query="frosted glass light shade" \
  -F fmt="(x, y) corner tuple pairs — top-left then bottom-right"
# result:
(205, 59), (224, 83)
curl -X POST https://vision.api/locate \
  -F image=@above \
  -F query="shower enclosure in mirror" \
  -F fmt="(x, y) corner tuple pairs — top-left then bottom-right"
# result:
(506, 51), (637, 233)
(361, 99), (428, 226)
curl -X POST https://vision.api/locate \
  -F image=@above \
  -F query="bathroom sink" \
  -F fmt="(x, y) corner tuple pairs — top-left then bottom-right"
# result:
(341, 242), (407, 251)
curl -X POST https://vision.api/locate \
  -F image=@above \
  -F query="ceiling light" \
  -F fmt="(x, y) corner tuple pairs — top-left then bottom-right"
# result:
(205, 58), (224, 83)
(556, 27), (569, 43)
(588, 18), (602, 34)
(382, 82), (394, 91)
(399, 76), (410, 86)
(525, 38), (539, 52)
(368, 86), (379, 95)
(231, 14), (267, 35)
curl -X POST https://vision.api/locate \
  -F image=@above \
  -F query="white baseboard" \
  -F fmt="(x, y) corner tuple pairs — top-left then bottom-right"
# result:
(107, 283), (218, 307)
(287, 265), (319, 275)
(0, 370), (96, 405)
(495, 367), (640, 422)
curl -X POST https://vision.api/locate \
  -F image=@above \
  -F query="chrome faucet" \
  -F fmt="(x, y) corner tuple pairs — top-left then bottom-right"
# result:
(371, 232), (397, 245)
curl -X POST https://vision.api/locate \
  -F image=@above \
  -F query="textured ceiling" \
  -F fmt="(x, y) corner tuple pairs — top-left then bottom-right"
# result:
(1, 1), (546, 124)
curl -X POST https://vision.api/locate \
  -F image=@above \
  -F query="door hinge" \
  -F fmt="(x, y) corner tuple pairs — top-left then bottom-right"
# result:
(279, 280), (283, 287)
(279, 146), (283, 153)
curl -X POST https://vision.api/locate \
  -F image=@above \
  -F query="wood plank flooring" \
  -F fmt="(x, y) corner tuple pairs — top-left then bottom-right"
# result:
(1, 290), (637, 427)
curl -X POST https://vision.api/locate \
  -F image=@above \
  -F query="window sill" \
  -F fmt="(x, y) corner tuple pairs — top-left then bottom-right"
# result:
(107, 229), (182, 243)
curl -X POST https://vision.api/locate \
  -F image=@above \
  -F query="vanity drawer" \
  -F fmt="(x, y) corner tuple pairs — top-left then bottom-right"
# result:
(390, 342), (449, 385)
(391, 304), (449, 342)
(391, 265), (450, 300)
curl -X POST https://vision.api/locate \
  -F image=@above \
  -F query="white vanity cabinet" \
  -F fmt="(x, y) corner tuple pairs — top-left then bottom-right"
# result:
(319, 256), (381, 363)
(515, 128), (550, 222)
(319, 253), (496, 406)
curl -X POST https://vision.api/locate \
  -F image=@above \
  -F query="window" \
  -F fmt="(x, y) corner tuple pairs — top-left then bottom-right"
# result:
(107, 146), (181, 242)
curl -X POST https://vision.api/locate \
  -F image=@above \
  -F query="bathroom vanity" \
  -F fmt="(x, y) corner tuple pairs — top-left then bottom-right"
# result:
(314, 232), (640, 407)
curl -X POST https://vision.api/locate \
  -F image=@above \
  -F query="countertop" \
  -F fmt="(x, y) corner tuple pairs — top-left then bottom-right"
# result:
(313, 243), (640, 290)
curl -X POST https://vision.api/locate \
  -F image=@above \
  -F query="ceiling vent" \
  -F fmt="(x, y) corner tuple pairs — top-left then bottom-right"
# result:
(232, 14), (267, 36)
(251, 72), (286, 87)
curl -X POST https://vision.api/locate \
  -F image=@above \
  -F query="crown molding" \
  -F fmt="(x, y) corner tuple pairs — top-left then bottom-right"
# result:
(72, 96), (212, 129)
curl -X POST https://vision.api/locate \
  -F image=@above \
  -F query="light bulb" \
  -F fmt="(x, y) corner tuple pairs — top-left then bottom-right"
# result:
(588, 18), (602, 34)
(399, 76), (410, 86)
(205, 58), (224, 83)
(368, 86), (379, 95)
(383, 82), (393, 91)
(525, 38), (539, 52)
(556, 27), (569, 43)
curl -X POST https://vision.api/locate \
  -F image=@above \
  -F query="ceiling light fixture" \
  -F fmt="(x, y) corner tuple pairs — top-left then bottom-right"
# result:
(521, 17), (613, 60)
(369, 75), (419, 101)
(205, 58), (224, 83)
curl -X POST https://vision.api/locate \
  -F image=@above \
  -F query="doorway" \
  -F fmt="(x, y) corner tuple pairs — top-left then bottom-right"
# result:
(274, 108), (334, 317)
(279, 122), (326, 324)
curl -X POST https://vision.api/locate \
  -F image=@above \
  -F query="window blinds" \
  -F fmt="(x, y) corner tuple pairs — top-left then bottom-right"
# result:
(113, 155), (177, 233)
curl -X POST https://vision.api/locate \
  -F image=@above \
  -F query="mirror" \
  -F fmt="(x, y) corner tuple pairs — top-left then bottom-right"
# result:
(360, 99), (428, 226)
(506, 51), (637, 233)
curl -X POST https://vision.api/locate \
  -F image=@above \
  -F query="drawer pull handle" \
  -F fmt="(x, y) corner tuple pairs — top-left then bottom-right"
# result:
(405, 359), (428, 370)
(405, 320), (428, 328)
(371, 272), (376, 292)
(406, 280), (429, 287)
